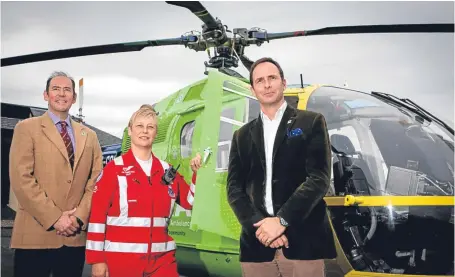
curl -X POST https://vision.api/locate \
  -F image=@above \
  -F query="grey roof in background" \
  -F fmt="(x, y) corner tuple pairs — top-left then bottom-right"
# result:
(79, 119), (123, 146)
(30, 107), (46, 117)
(1, 117), (21, 130)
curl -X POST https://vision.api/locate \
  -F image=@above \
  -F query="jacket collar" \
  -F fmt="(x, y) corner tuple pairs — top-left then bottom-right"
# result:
(121, 149), (165, 181)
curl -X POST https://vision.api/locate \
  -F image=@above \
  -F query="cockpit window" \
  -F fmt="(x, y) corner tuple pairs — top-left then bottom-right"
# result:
(307, 86), (454, 197)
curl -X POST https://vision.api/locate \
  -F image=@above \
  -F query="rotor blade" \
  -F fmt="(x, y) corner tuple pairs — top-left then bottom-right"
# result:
(165, 1), (218, 30)
(1, 37), (187, 67)
(262, 24), (454, 41)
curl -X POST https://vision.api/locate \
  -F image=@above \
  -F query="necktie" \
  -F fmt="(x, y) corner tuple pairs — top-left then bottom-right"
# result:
(59, 121), (74, 168)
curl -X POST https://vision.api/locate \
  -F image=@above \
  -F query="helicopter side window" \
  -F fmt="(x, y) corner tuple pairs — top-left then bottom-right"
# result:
(216, 97), (260, 170)
(217, 107), (244, 170)
(245, 98), (261, 123)
(221, 107), (235, 119)
(180, 121), (195, 159)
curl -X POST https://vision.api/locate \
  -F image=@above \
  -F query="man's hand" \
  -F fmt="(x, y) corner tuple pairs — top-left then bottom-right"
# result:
(268, 234), (289, 249)
(92, 263), (109, 277)
(253, 217), (286, 246)
(57, 214), (82, 236)
(190, 153), (202, 173)
(54, 208), (78, 236)
(70, 215), (81, 229)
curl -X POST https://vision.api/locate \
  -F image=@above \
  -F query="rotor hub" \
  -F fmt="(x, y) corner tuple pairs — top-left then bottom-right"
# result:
(204, 45), (239, 74)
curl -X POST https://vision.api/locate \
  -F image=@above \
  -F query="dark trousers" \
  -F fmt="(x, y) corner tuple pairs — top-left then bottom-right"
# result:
(13, 246), (85, 277)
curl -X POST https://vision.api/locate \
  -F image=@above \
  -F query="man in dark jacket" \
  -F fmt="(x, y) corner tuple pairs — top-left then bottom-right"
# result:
(227, 57), (336, 277)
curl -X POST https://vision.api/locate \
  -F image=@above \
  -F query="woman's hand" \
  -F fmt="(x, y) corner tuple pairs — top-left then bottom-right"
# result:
(92, 262), (109, 277)
(190, 153), (202, 173)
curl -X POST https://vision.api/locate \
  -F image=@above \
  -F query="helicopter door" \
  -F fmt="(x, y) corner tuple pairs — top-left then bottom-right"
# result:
(190, 77), (258, 241)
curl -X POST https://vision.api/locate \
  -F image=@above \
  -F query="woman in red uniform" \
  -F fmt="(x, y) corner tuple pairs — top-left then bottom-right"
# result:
(86, 104), (202, 277)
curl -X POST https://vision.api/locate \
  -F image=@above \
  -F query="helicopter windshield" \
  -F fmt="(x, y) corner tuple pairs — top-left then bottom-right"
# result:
(306, 86), (455, 197)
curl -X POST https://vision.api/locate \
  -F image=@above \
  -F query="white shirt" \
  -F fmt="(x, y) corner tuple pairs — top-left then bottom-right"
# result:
(260, 101), (287, 215)
(135, 155), (153, 176)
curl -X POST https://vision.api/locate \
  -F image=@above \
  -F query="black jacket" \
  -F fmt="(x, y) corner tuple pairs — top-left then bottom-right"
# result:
(227, 104), (337, 262)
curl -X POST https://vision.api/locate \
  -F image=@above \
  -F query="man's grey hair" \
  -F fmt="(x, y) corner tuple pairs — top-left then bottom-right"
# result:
(45, 71), (76, 93)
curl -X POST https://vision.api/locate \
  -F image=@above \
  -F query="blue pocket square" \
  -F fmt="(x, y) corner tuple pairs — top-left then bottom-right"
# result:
(288, 128), (303, 138)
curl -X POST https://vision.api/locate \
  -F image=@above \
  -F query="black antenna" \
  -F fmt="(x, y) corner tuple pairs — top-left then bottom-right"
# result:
(300, 73), (303, 89)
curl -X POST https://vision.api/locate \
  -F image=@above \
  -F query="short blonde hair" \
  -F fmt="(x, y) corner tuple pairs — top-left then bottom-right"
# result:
(128, 104), (158, 128)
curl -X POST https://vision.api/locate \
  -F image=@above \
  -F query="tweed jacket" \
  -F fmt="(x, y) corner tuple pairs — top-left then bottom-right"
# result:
(9, 112), (103, 249)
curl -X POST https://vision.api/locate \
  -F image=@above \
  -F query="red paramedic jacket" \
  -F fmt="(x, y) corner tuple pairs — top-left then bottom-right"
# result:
(85, 149), (197, 264)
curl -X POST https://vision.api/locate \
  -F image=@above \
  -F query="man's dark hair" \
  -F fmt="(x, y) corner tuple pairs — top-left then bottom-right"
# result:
(249, 57), (285, 87)
(45, 71), (76, 93)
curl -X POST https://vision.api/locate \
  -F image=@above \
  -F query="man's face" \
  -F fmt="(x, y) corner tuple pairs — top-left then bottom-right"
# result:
(250, 62), (286, 106)
(128, 115), (157, 149)
(43, 76), (76, 113)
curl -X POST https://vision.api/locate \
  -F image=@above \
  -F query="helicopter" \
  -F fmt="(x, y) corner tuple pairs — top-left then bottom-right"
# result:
(2, 1), (454, 277)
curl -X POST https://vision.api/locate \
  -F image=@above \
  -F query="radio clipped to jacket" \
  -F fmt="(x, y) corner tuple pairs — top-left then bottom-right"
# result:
(161, 164), (180, 185)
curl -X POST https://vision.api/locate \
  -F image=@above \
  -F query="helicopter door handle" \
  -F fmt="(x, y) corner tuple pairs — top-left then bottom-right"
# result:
(202, 147), (212, 164)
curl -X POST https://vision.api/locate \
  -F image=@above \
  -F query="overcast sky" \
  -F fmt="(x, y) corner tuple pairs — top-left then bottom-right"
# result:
(1, 1), (454, 139)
